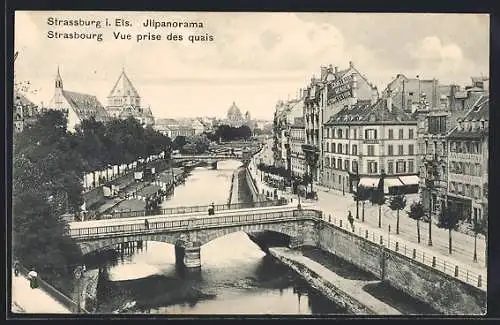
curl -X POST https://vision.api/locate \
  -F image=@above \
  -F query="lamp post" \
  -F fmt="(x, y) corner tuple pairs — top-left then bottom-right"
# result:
(74, 266), (84, 313)
(352, 171), (360, 220)
(425, 158), (437, 247)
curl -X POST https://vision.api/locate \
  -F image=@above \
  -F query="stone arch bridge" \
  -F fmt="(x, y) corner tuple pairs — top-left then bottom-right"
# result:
(67, 205), (323, 268)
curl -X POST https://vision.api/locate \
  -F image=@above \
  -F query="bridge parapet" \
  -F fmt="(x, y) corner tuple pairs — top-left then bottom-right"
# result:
(100, 200), (285, 219)
(68, 208), (322, 240)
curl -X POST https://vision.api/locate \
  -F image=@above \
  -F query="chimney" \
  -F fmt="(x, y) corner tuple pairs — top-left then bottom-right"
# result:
(371, 87), (378, 105)
(386, 87), (393, 112)
(349, 61), (354, 68)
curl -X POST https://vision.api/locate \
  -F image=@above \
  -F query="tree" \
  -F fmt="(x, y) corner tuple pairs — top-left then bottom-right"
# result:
(389, 194), (407, 234)
(407, 201), (425, 244)
(437, 204), (461, 254)
(370, 175), (386, 228)
(172, 136), (187, 151)
(353, 185), (371, 222)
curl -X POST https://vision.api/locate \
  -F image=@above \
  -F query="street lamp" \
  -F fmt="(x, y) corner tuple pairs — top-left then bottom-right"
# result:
(352, 171), (360, 220)
(73, 265), (84, 313)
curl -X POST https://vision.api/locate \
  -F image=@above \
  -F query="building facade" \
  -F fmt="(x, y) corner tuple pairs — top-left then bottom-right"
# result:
(48, 67), (109, 131)
(289, 117), (306, 177)
(323, 95), (419, 195)
(302, 62), (378, 184)
(154, 118), (196, 138)
(105, 69), (155, 126)
(446, 95), (489, 223)
(417, 77), (489, 218)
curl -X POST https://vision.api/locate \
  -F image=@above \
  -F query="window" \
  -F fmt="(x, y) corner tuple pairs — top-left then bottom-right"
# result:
(368, 161), (378, 174)
(331, 159), (336, 169)
(396, 160), (406, 173)
(338, 175), (341, 184)
(337, 144), (342, 154)
(388, 129), (394, 139)
(398, 145), (404, 155)
(352, 160), (358, 173)
(365, 129), (378, 139)
(388, 145), (394, 156)
(353, 129), (357, 140)
(428, 116), (447, 134)
(332, 128), (336, 138)
(352, 144), (358, 155)
(408, 160), (415, 173)
(425, 141), (429, 154)
(409, 129), (414, 139)
(332, 143), (336, 153)
(344, 159), (349, 171)
(399, 129), (404, 139)
(337, 158), (342, 169)
(338, 129), (343, 138)
(326, 143), (330, 152)
(442, 141), (447, 154)
(345, 144), (349, 155)
(327, 128), (330, 138)
(387, 161), (394, 174)
(345, 129), (349, 139)
(325, 157), (330, 167)
(408, 144), (414, 155)
(367, 145), (375, 156)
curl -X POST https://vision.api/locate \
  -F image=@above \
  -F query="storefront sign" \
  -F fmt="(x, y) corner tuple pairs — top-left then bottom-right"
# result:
(327, 74), (355, 104)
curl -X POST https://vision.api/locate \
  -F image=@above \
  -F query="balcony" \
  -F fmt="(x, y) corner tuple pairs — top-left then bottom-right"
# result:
(363, 139), (379, 144)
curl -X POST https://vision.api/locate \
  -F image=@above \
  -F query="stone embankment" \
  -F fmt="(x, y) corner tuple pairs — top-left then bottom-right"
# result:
(269, 247), (401, 315)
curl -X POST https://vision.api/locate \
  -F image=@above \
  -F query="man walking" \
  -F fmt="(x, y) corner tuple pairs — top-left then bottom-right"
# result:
(348, 210), (355, 232)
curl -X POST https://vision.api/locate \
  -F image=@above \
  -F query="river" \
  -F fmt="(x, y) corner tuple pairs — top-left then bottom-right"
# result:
(92, 160), (348, 315)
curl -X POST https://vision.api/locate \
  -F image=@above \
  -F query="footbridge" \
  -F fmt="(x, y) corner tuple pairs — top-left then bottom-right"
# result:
(67, 203), (322, 268)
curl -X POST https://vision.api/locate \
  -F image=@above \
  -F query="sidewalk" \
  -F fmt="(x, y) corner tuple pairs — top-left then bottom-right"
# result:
(314, 183), (486, 272)
(11, 271), (72, 314)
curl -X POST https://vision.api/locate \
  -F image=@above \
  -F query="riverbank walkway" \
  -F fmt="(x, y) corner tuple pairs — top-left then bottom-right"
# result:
(11, 270), (72, 314)
(269, 248), (401, 315)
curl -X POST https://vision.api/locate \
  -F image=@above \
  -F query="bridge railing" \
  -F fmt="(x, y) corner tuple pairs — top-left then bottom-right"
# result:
(100, 200), (286, 220)
(69, 208), (322, 238)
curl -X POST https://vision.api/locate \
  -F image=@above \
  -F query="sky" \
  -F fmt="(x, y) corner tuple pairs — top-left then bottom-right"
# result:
(14, 11), (489, 120)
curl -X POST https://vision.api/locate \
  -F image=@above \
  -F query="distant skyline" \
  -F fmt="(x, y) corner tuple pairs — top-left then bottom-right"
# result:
(14, 11), (489, 120)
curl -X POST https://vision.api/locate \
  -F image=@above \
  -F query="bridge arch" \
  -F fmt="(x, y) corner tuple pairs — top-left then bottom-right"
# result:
(76, 219), (313, 256)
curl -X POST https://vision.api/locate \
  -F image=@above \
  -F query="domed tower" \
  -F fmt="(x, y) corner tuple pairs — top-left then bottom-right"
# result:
(227, 101), (243, 126)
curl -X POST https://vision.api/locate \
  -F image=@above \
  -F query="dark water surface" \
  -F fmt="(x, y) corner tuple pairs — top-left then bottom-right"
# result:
(92, 161), (348, 314)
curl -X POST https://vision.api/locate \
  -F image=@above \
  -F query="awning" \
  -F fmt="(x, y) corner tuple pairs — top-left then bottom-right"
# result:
(384, 177), (405, 194)
(398, 175), (420, 186)
(359, 177), (380, 188)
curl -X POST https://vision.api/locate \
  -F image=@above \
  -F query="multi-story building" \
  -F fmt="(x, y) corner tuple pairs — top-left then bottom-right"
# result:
(302, 62), (378, 184)
(289, 117), (306, 177)
(154, 118), (195, 138)
(416, 77), (488, 217)
(447, 95), (489, 223)
(323, 93), (419, 195)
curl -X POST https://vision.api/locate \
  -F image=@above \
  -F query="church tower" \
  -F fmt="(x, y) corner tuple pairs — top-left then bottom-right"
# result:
(49, 66), (68, 113)
(55, 66), (63, 89)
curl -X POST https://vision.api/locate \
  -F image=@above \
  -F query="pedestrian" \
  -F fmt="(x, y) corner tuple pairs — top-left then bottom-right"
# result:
(144, 219), (149, 230)
(14, 260), (20, 276)
(348, 210), (355, 232)
(28, 269), (38, 289)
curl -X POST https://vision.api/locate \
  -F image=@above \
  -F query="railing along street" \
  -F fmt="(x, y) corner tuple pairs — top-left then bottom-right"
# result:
(101, 200), (286, 219)
(328, 217), (486, 291)
(69, 209), (321, 238)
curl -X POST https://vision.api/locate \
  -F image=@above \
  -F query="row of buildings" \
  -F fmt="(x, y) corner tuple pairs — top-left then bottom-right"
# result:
(273, 61), (489, 223)
(14, 67), (155, 133)
(153, 101), (269, 139)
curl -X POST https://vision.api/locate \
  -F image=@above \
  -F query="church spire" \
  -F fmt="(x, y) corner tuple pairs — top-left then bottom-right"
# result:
(55, 65), (63, 89)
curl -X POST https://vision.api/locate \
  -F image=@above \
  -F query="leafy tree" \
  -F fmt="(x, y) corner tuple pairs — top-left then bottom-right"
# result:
(437, 204), (461, 254)
(407, 201), (425, 244)
(370, 179), (386, 228)
(13, 109), (84, 283)
(172, 135), (187, 151)
(353, 186), (371, 222)
(389, 194), (407, 234)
